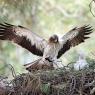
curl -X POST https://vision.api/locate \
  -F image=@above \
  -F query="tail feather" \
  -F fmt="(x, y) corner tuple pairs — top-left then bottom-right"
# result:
(24, 59), (54, 72)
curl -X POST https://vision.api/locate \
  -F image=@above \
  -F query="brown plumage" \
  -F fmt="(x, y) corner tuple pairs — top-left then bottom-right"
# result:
(0, 23), (46, 56)
(0, 23), (93, 71)
(57, 25), (93, 58)
(24, 59), (54, 72)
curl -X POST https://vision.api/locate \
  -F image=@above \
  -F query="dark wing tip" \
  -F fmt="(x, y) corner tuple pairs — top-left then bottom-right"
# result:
(82, 25), (93, 40)
(0, 22), (14, 29)
(83, 25), (93, 32)
(80, 25), (93, 37)
(0, 22), (15, 40)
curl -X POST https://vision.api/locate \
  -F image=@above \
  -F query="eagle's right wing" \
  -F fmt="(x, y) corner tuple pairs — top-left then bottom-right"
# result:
(57, 25), (93, 58)
(0, 23), (47, 56)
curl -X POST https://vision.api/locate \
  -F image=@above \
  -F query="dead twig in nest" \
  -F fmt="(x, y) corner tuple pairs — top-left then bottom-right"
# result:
(0, 63), (95, 95)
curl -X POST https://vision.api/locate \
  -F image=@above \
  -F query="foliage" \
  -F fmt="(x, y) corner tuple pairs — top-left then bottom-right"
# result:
(0, 0), (95, 74)
(86, 57), (95, 69)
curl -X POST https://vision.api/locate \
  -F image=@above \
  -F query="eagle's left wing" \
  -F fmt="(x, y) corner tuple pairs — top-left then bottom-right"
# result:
(0, 23), (47, 56)
(57, 25), (93, 58)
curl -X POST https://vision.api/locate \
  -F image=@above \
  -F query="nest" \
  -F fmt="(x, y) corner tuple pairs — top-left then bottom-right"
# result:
(0, 66), (95, 95)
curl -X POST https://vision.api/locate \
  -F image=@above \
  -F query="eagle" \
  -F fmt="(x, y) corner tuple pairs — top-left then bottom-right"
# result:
(0, 23), (93, 71)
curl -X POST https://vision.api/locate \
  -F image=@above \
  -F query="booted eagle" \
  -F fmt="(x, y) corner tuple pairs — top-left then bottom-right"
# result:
(0, 23), (93, 71)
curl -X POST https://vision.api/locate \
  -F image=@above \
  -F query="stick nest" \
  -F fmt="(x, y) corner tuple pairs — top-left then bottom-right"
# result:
(0, 66), (95, 95)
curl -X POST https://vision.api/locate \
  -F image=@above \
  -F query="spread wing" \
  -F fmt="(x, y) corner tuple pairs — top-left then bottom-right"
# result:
(0, 23), (47, 56)
(57, 25), (93, 58)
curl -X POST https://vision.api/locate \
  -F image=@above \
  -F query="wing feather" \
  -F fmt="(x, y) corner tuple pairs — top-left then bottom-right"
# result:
(57, 25), (93, 58)
(0, 23), (47, 56)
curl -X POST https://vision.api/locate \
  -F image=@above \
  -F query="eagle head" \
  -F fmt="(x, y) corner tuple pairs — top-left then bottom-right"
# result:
(49, 34), (58, 43)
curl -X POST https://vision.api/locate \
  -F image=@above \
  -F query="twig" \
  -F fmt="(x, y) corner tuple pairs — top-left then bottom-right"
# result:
(90, 87), (95, 94)
(89, 0), (95, 17)
(85, 80), (95, 87)
(7, 64), (16, 78)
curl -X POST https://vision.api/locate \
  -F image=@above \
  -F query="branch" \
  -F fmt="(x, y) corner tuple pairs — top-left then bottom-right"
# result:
(89, 0), (95, 17)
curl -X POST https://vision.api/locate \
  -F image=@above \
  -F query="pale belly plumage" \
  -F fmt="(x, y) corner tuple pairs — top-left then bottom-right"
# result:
(42, 43), (61, 62)
(24, 43), (63, 71)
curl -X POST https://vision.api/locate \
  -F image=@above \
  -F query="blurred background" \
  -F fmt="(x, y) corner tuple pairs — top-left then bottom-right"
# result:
(0, 0), (95, 76)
